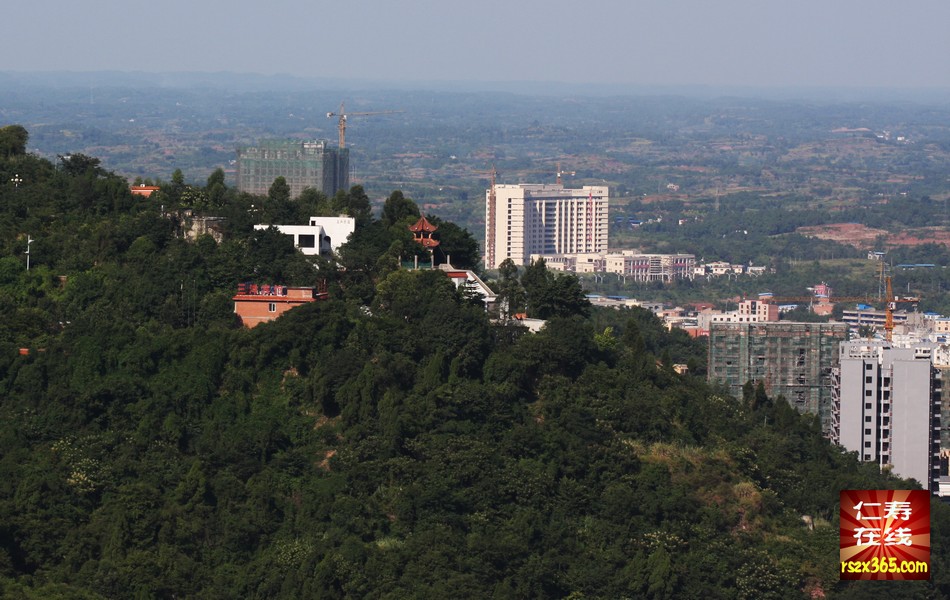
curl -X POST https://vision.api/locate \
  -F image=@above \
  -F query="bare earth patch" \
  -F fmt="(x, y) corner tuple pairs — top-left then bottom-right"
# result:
(796, 223), (950, 250)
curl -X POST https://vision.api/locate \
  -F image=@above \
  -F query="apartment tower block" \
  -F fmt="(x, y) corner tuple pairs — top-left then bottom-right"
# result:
(832, 341), (941, 492)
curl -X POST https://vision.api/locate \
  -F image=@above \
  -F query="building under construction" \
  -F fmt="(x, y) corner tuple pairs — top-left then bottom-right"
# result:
(236, 139), (349, 198)
(707, 321), (850, 433)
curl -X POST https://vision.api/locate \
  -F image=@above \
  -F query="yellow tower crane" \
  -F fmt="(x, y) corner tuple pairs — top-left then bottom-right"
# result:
(326, 102), (402, 149)
(879, 262), (919, 342)
(555, 162), (575, 185)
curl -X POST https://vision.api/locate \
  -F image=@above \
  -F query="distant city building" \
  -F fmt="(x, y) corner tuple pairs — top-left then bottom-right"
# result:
(605, 252), (695, 281)
(585, 294), (648, 310)
(934, 318), (950, 335)
(703, 261), (744, 277)
(485, 184), (608, 269)
(236, 139), (349, 198)
(692, 300), (779, 335)
(254, 216), (355, 255)
(707, 299), (779, 325)
(811, 282), (833, 298)
(536, 253), (605, 273)
(708, 321), (850, 433)
(693, 262), (769, 278)
(528, 251), (695, 281)
(831, 341), (941, 492)
(841, 307), (911, 332)
(232, 284), (327, 328)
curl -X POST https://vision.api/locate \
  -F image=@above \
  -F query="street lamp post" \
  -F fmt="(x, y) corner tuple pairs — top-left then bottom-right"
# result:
(25, 236), (33, 270)
(10, 174), (23, 188)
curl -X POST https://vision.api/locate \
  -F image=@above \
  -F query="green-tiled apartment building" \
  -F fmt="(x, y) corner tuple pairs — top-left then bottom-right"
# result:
(708, 321), (849, 433)
(236, 139), (348, 198)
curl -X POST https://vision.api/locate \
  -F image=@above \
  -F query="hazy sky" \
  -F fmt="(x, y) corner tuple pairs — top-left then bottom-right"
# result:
(5, 0), (949, 88)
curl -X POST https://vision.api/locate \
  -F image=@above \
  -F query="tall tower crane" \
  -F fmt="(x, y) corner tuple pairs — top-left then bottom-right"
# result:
(878, 261), (918, 342)
(555, 162), (575, 185)
(326, 102), (402, 149)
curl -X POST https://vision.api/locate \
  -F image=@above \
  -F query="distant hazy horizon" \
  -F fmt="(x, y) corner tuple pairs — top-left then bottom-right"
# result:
(4, 1), (949, 91)
(3, 70), (950, 106)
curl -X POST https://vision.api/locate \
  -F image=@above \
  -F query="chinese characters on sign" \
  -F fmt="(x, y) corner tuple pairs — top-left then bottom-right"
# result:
(840, 490), (930, 580)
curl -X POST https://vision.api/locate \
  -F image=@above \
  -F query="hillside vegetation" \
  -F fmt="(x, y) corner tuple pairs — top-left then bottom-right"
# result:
(1, 127), (949, 598)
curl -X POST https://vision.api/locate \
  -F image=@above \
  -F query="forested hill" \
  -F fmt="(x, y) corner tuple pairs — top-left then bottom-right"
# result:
(1, 125), (950, 598)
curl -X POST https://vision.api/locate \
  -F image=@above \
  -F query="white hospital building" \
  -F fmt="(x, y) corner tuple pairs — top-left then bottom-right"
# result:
(485, 184), (608, 270)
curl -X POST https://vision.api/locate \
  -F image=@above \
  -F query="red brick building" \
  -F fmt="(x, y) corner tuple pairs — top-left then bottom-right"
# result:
(232, 283), (326, 328)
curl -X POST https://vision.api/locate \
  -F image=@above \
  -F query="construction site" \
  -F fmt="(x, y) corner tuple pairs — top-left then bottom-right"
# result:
(235, 139), (349, 198)
(707, 321), (850, 433)
(235, 102), (401, 199)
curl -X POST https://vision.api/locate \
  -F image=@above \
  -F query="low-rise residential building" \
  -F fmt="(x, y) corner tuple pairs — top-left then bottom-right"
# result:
(934, 318), (950, 334)
(233, 283), (327, 328)
(705, 261), (742, 276)
(255, 216), (355, 255)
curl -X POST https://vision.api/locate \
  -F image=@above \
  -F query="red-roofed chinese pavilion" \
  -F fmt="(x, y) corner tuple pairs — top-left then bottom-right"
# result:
(409, 216), (440, 248)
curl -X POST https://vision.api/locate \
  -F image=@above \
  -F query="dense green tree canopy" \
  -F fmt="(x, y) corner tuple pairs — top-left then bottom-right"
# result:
(1, 127), (949, 598)
(380, 190), (420, 227)
(268, 176), (291, 203)
(0, 125), (28, 158)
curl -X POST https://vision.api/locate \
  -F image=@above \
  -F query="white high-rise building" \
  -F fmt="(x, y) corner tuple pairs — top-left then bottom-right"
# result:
(832, 340), (941, 492)
(484, 184), (608, 269)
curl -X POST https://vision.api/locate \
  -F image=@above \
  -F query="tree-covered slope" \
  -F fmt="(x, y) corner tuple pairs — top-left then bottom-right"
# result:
(1, 127), (949, 599)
